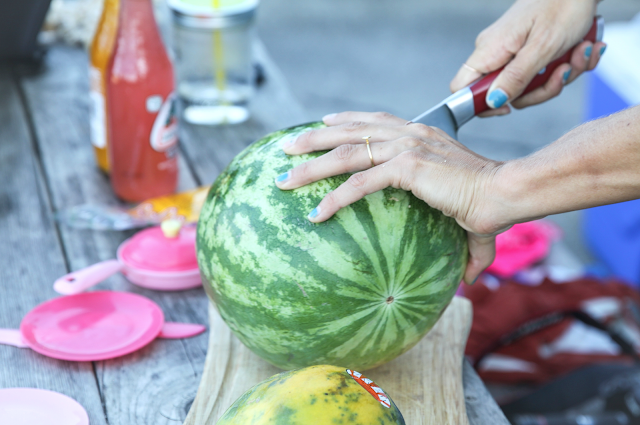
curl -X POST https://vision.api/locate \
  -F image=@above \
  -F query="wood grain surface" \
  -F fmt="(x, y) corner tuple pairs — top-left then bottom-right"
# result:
(0, 68), (108, 425)
(184, 297), (472, 425)
(17, 46), (208, 425)
(0, 43), (508, 425)
(11, 43), (302, 425)
(366, 297), (472, 424)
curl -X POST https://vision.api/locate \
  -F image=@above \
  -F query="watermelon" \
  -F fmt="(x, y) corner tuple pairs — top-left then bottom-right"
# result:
(197, 122), (467, 370)
(216, 365), (405, 425)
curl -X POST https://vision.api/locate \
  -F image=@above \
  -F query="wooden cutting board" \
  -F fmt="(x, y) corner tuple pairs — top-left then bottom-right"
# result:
(183, 296), (472, 425)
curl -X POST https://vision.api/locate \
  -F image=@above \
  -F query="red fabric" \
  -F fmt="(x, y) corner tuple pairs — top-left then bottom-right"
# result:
(465, 277), (640, 384)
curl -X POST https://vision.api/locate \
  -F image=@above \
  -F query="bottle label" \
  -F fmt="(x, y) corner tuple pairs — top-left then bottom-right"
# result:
(149, 93), (178, 152)
(89, 66), (107, 149)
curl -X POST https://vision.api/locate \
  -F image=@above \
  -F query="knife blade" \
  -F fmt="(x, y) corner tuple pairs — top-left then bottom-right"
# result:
(412, 16), (604, 139)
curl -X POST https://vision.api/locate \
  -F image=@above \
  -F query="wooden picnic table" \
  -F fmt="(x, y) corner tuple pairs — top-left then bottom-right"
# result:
(0, 43), (509, 425)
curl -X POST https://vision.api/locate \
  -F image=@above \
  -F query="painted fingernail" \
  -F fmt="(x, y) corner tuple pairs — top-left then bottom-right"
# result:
(322, 113), (337, 122)
(283, 136), (297, 148)
(276, 172), (289, 183)
(469, 276), (479, 285)
(599, 45), (607, 56)
(486, 88), (508, 109)
(585, 45), (592, 59)
(308, 207), (320, 220)
(562, 67), (572, 85)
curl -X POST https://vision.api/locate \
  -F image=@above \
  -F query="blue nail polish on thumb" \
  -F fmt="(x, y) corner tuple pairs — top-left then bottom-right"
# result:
(486, 89), (508, 109)
(276, 172), (289, 182)
(599, 45), (607, 56)
(562, 68), (571, 84)
(308, 207), (319, 219)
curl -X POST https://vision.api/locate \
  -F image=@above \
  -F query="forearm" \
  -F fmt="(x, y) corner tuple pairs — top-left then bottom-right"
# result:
(499, 105), (640, 224)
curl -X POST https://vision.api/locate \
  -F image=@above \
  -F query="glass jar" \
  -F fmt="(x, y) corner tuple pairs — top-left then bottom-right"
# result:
(168, 0), (258, 125)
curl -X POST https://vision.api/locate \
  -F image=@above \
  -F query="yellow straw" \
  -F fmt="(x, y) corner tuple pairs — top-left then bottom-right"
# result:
(212, 0), (228, 113)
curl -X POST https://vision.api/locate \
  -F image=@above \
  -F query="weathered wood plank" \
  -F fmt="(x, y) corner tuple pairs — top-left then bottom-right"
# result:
(16, 42), (308, 425)
(463, 360), (509, 424)
(17, 45), (208, 425)
(184, 298), (476, 425)
(0, 67), (107, 425)
(366, 298), (472, 425)
(16, 42), (507, 425)
(182, 304), (279, 425)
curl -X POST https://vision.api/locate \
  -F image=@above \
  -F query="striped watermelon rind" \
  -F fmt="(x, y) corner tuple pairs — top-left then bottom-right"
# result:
(197, 122), (467, 370)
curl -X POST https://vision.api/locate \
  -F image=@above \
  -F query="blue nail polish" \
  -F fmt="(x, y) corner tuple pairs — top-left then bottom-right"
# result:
(283, 136), (296, 147)
(471, 276), (479, 285)
(562, 68), (571, 84)
(308, 207), (319, 219)
(599, 45), (607, 56)
(486, 88), (508, 109)
(585, 45), (592, 59)
(276, 172), (289, 182)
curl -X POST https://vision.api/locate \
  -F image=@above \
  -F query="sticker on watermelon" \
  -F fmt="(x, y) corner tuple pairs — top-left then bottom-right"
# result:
(346, 369), (391, 408)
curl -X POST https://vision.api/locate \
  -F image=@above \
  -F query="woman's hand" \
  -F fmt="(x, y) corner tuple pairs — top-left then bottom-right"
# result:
(275, 111), (515, 284)
(450, 0), (605, 117)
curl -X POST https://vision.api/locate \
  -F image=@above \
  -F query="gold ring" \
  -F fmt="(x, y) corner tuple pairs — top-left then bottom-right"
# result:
(362, 136), (375, 168)
(462, 63), (482, 74)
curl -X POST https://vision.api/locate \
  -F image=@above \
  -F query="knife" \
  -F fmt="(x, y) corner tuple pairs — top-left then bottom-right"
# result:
(412, 16), (604, 138)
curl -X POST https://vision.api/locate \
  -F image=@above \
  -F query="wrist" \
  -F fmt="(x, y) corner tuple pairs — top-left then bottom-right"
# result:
(491, 135), (595, 227)
(487, 158), (547, 230)
(462, 159), (530, 237)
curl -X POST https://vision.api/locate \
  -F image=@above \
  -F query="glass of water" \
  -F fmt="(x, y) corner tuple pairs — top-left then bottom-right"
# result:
(168, 0), (258, 125)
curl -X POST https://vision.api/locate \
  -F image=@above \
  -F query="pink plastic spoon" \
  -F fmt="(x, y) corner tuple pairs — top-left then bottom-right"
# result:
(54, 223), (201, 294)
(0, 388), (89, 425)
(0, 292), (205, 361)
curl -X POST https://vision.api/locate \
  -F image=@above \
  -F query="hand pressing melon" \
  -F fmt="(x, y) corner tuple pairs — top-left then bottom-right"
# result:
(216, 365), (405, 425)
(197, 122), (467, 370)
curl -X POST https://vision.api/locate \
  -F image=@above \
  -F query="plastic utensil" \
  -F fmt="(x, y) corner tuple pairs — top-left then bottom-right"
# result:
(54, 223), (200, 294)
(0, 388), (89, 425)
(0, 291), (205, 361)
(159, 322), (207, 339)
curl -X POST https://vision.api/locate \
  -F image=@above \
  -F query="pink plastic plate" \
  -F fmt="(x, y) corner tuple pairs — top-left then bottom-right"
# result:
(0, 388), (89, 425)
(20, 291), (164, 361)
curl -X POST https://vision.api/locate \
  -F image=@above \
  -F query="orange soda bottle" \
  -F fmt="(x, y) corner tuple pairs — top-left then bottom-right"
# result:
(89, 0), (120, 173)
(106, 0), (179, 202)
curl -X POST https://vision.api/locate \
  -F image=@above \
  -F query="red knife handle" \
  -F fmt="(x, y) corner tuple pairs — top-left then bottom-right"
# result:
(469, 16), (602, 115)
